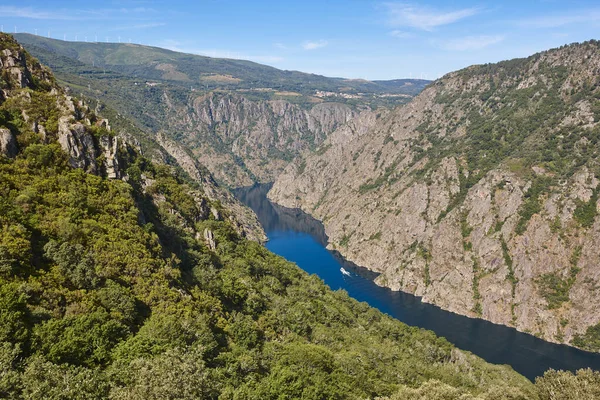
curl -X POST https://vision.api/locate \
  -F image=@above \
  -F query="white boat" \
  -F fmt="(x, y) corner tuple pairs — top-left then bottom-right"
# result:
(340, 267), (351, 276)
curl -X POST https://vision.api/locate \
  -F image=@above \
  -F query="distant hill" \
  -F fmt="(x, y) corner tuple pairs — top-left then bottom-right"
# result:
(14, 33), (429, 98)
(14, 34), (430, 186)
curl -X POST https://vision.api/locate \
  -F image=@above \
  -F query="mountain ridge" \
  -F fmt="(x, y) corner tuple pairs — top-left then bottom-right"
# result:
(14, 33), (430, 98)
(269, 39), (600, 351)
(14, 33), (430, 187)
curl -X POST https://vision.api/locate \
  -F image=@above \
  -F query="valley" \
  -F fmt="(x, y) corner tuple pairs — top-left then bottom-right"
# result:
(269, 40), (600, 351)
(1, 15), (600, 396)
(235, 183), (600, 381)
(14, 33), (429, 187)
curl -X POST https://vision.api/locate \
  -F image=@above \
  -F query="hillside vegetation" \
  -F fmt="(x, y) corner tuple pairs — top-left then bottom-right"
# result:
(6, 32), (593, 399)
(14, 33), (427, 98)
(270, 40), (600, 350)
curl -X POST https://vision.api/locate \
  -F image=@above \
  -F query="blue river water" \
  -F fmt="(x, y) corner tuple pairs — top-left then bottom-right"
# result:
(234, 183), (600, 381)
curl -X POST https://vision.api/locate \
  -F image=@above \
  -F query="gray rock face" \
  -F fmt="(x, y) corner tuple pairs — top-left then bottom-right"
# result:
(0, 128), (17, 157)
(163, 92), (359, 186)
(100, 135), (120, 179)
(0, 45), (52, 92)
(203, 229), (216, 251)
(269, 41), (600, 349)
(0, 48), (29, 88)
(157, 133), (266, 243)
(57, 116), (98, 173)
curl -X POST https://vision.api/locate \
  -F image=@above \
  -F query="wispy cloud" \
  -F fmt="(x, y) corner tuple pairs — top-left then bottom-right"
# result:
(0, 6), (76, 20)
(437, 35), (505, 51)
(108, 22), (166, 31)
(385, 3), (480, 31)
(274, 42), (288, 50)
(0, 5), (156, 20)
(516, 9), (600, 28)
(389, 30), (414, 39)
(302, 40), (328, 50)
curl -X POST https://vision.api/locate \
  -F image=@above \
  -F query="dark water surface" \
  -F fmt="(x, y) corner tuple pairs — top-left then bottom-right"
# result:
(234, 183), (600, 381)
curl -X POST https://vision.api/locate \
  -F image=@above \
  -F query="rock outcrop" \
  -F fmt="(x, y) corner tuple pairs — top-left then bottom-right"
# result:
(157, 133), (266, 243)
(100, 135), (120, 179)
(0, 32), (265, 250)
(269, 40), (600, 350)
(0, 128), (17, 157)
(58, 116), (98, 173)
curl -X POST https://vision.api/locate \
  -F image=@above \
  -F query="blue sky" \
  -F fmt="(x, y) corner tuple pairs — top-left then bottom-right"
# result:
(1, 1), (599, 80)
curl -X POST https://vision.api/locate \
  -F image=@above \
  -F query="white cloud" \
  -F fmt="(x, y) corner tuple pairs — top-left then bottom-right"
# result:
(385, 3), (480, 31)
(516, 9), (600, 28)
(0, 6), (76, 20)
(302, 40), (328, 50)
(274, 42), (288, 49)
(437, 35), (505, 51)
(109, 22), (165, 31)
(389, 30), (414, 39)
(0, 5), (156, 20)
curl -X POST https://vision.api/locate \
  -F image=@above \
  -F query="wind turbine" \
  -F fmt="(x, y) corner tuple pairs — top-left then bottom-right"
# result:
(64, 33), (66, 40)
(35, 28), (38, 35)
(0, 25), (3, 32)
(14, 26), (17, 34)
(118, 36), (121, 43)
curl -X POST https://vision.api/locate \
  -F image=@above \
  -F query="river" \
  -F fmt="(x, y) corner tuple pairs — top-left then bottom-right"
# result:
(234, 183), (600, 381)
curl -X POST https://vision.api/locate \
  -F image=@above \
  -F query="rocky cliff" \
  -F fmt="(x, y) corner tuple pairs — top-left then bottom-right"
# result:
(0, 33), (264, 243)
(14, 35), (430, 189)
(161, 91), (359, 186)
(270, 40), (600, 350)
(157, 133), (266, 242)
(0, 36), (121, 178)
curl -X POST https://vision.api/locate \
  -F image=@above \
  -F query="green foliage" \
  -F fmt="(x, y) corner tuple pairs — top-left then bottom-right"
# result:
(500, 239), (516, 285)
(339, 232), (352, 247)
(44, 240), (99, 289)
(0, 135), (540, 397)
(572, 323), (600, 352)
(0, 32), (581, 399)
(515, 176), (553, 235)
(472, 256), (482, 316)
(535, 368), (600, 400)
(369, 231), (382, 240)
(0, 282), (30, 345)
(33, 310), (129, 366)
(358, 157), (403, 194)
(573, 190), (598, 228)
(536, 249), (580, 310)
(20, 356), (110, 400)
(536, 273), (571, 310)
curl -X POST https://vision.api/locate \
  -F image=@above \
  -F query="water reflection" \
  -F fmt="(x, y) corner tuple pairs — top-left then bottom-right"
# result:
(234, 183), (600, 381)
